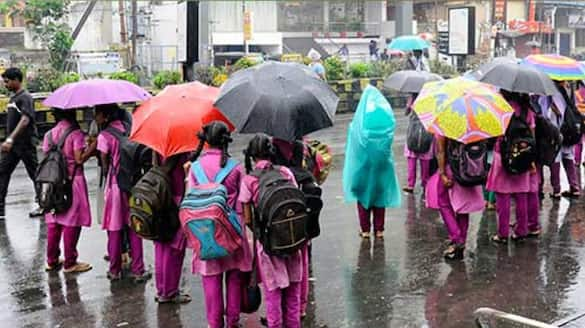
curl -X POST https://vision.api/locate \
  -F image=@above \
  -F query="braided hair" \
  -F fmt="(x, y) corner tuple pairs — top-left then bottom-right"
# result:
(244, 133), (275, 174)
(190, 121), (233, 167)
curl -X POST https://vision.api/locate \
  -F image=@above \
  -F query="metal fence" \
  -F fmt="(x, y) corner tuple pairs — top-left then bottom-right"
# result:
(135, 43), (180, 77)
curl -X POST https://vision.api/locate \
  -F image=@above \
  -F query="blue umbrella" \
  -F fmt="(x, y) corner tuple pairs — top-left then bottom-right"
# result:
(388, 35), (430, 51)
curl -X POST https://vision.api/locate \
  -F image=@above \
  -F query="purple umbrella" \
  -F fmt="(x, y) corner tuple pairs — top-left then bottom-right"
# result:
(43, 79), (151, 109)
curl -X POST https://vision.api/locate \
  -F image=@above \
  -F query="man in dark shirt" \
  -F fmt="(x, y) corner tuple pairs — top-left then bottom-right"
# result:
(1, 68), (42, 218)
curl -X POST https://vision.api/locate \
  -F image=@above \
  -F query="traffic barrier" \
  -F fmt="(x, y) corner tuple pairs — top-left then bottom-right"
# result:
(328, 77), (408, 113)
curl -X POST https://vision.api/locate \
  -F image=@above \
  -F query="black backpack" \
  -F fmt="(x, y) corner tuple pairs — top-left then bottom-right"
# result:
(447, 141), (489, 187)
(406, 113), (433, 154)
(252, 167), (308, 257)
(129, 157), (179, 242)
(35, 126), (78, 214)
(501, 114), (537, 174)
(558, 95), (583, 146)
(535, 114), (562, 166)
(104, 126), (152, 194)
(289, 167), (323, 239)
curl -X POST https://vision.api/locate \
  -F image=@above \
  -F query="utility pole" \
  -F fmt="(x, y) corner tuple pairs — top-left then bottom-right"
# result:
(118, 0), (128, 67)
(434, 0), (439, 60)
(131, 0), (137, 66)
(243, 0), (249, 55)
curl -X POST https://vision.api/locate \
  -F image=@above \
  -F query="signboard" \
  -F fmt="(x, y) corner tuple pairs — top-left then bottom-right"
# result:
(448, 7), (475, 55)
(243, 11), (253, 41)
(493, 0), (507, 24)
(569, 13), (585, 29)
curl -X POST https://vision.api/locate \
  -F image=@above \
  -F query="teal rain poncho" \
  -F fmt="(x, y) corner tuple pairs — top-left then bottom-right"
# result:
(343, 86), (401, 209)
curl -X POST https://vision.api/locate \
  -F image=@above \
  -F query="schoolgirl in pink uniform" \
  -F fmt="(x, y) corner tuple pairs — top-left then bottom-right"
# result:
(95, 104), (149, 282)
(43, 109), (95, 273)
(240, 134), (304, 328)
(187, 122), (251, 328)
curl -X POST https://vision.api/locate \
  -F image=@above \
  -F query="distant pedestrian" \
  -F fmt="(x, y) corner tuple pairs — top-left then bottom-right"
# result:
(308, 49), (326, 81)
(43, 108), (95, 273)
(380, 49), (389, 61)
(406, 50), (430, 72)
(240, 133), (303, 328)
(369, 40), (378, 60)
(338, 44), (349, 59)
(95, 104), (150, 282)
(0, 67), (43, 219)
(343, 86), (401, 239)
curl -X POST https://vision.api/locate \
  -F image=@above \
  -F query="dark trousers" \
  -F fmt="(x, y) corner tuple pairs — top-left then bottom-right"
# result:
(0, 145), (38, 210)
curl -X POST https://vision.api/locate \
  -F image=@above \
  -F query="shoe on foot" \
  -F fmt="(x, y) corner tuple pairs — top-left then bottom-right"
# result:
(359, 232), (371, 239)
(103, 254), (109, 261)
(45, 259), (64, 272)
(527, 229), (541, 238)
(491, 234), (508, 244)
(549, 192), (561, 200)
(375, 231), (384, 239)
(155, 293), (192, 304)
(64, 262), (92, 273)
(402, 187), (414, 194)
(511, 234), (526, 242)
(29, 207), (44, 218)
(107, 271), (122, 281)
(561, 190), (580, 198)
(443, 244), (464, 260)
(130, 271), (152, 283)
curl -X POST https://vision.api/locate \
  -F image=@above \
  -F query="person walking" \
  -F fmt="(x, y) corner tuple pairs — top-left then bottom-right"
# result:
(189, 122), (251, 327)
(43, 109), (95, 273)
(403, 93), (434, 193)
(96, 104), (150, 282)
(240, 133), (303, 328)
(0, 67), (43, 218)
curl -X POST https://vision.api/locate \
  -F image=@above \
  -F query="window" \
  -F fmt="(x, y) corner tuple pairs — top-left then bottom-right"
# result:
(277, 2), (324, 32)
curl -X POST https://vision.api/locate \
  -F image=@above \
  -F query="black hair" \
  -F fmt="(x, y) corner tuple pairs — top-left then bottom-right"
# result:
(52, 108), (78, 125)
(95, 103), (120, 121)
(190, 121), (232, 167)
(501, 89), (532, 115)
(1, 67), (23, 82)
(244, 133), (275, 173)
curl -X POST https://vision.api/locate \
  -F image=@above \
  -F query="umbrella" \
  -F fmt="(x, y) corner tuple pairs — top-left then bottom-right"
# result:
(470, 57), (519, 80)
(384, 70), (443, 93)
(130, 82), (233, 157)
(521, 54), (585, 81)
(43, 79), (151, 109)
(388, 35), (430, 51)
(214, 61), (339, 141)
(476, 62), (557, 95)
(412, 78), (514, 144)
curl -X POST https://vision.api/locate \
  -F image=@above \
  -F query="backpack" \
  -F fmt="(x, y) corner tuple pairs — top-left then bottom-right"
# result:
(500, 113), (537, 174)
(252, 166), (308, 257)
(35, 126), (78, 214)
(558, 95), (583, 146)
(104, 126), (152, 194)
(535, 115), (562, 166)
(305, 140), (333, 185)
(129, 157), (180, 242)
(447, 141), (489, 187)
(289, 167), (323, 239)
(179, 159), (242, 260)
(406, 113), (433, 154)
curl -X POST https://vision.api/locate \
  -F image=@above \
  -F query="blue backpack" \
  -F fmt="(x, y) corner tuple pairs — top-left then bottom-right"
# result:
(179, 159), (242, 260)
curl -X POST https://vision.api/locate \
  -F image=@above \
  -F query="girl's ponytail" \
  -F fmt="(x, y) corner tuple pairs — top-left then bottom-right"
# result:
(190, 132), (206, 162)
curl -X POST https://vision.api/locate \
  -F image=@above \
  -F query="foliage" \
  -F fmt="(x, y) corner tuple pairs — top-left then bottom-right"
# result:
(323, 56), (346, 81)
(193, 64), (214, 85)
(109, 71), (139, 85)
(232, 57), (258, 72)
(25, 67), (71, 92)
(210, 66), (228, 87)
(60, 72), (80, 84)
(0, 84), (8, 96)
(152, 70), (181, 90)
(429, 60), (459, 77)
(1, 0), (73, 71)
(348, 62), (370, 78)
(368, 60), (402, 78)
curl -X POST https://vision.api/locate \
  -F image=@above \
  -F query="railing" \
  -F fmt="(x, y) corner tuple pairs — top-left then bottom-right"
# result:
(474, 308), (558, 328)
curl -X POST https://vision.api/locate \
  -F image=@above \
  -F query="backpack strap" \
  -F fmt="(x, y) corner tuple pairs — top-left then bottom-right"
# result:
(50, 126), (78, 150)
(104, 125), (127, 139)
(214, 159), (238, 184)
(191, 161), (209, 184)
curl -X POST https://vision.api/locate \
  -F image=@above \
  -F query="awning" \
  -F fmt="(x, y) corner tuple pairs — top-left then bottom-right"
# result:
(212, 32), (282, 46)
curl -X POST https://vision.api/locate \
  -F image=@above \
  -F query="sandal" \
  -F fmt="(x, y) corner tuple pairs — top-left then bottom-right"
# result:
(375, 231), (384, 239)
(155, 293), (192, 304)
(443, 244), (464, 260)
(130, 271), (152, 284)
(561, 190), (580, 198)
(527, 229), (541, 238)
(107, 271), (121, 281)
(45, 259), (64, 272)
(511, 234), (526, 242)
(491, 235), (508, 244)
(359, 232), (371, 239)
(402, 187), (414, 194)
(63, 262), (92, 273)
(549, 193), (561, 200)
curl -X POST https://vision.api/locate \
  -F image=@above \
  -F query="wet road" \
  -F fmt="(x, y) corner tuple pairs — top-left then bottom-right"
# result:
(2, 113), (585, 327)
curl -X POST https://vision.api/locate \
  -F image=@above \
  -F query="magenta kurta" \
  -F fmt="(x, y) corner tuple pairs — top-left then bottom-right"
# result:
(43, 120), (91, 227)
(189, 149), (252, 276)
(239, 160), (303, 292)
(97, 120), (128, 231)
(426, 167), (484, 214)
(486, 102), (535, 194)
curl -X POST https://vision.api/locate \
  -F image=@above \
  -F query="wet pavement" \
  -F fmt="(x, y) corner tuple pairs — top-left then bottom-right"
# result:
(2, 113), (585, 327)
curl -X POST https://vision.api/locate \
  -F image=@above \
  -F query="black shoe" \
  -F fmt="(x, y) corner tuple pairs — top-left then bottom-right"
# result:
(0, 208), (5, 220)
(29, 207), (44, 218)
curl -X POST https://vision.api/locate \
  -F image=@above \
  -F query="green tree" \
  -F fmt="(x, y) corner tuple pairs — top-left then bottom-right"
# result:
(1, 0), (73, 71)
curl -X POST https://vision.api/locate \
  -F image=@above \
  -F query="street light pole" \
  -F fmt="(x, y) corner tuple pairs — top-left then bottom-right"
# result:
(243, 0), (249, 55)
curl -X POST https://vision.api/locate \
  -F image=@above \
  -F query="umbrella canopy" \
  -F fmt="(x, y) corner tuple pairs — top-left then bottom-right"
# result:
(412, 78), (514, 144)
(388, 35), (430, 51)
(521, 54), (585, 81)
(43, 79), (151, 109)
(476, 62), (557, 95)
(470, 57), (519, 80)
(214, 61), (339, 141)
(130, 82), (233, 157)
(384, 70), (443, 93)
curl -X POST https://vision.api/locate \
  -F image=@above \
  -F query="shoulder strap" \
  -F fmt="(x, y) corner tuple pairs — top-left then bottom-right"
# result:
(191, 161), (209, 184)
(54, 126), (78, 150)
(104, 125), (126, 140)
(214, 158), (238, 184)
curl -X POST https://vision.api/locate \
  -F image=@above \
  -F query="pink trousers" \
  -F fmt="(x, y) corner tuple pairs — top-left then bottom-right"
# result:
(46, 223), (81, 269)
(300, 244), (309, 314)
(154, 241), (186, 299)
(107, 229), (144, 276)
(201, 270), (242, 328)
(496, 193), (528, 238)
(263, 282), (302, 328)
(437, 179), (469, 245)
(527, 192), (540, 232)
(357, 203), (385, 233)
(407, 157), (431, 189)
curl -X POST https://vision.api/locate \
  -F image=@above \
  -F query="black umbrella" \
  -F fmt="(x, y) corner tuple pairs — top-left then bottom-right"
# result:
(384, 70), (443, 93)
(476, 62), (557, 95)
(214, 61), (339, 141)
(470, 57), (519, 80)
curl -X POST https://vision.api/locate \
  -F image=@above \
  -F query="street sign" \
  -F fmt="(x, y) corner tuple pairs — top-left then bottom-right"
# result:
(243, 11), (253, 41)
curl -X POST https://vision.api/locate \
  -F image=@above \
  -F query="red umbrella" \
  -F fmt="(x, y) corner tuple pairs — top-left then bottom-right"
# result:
(130, 82), (234, 157)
